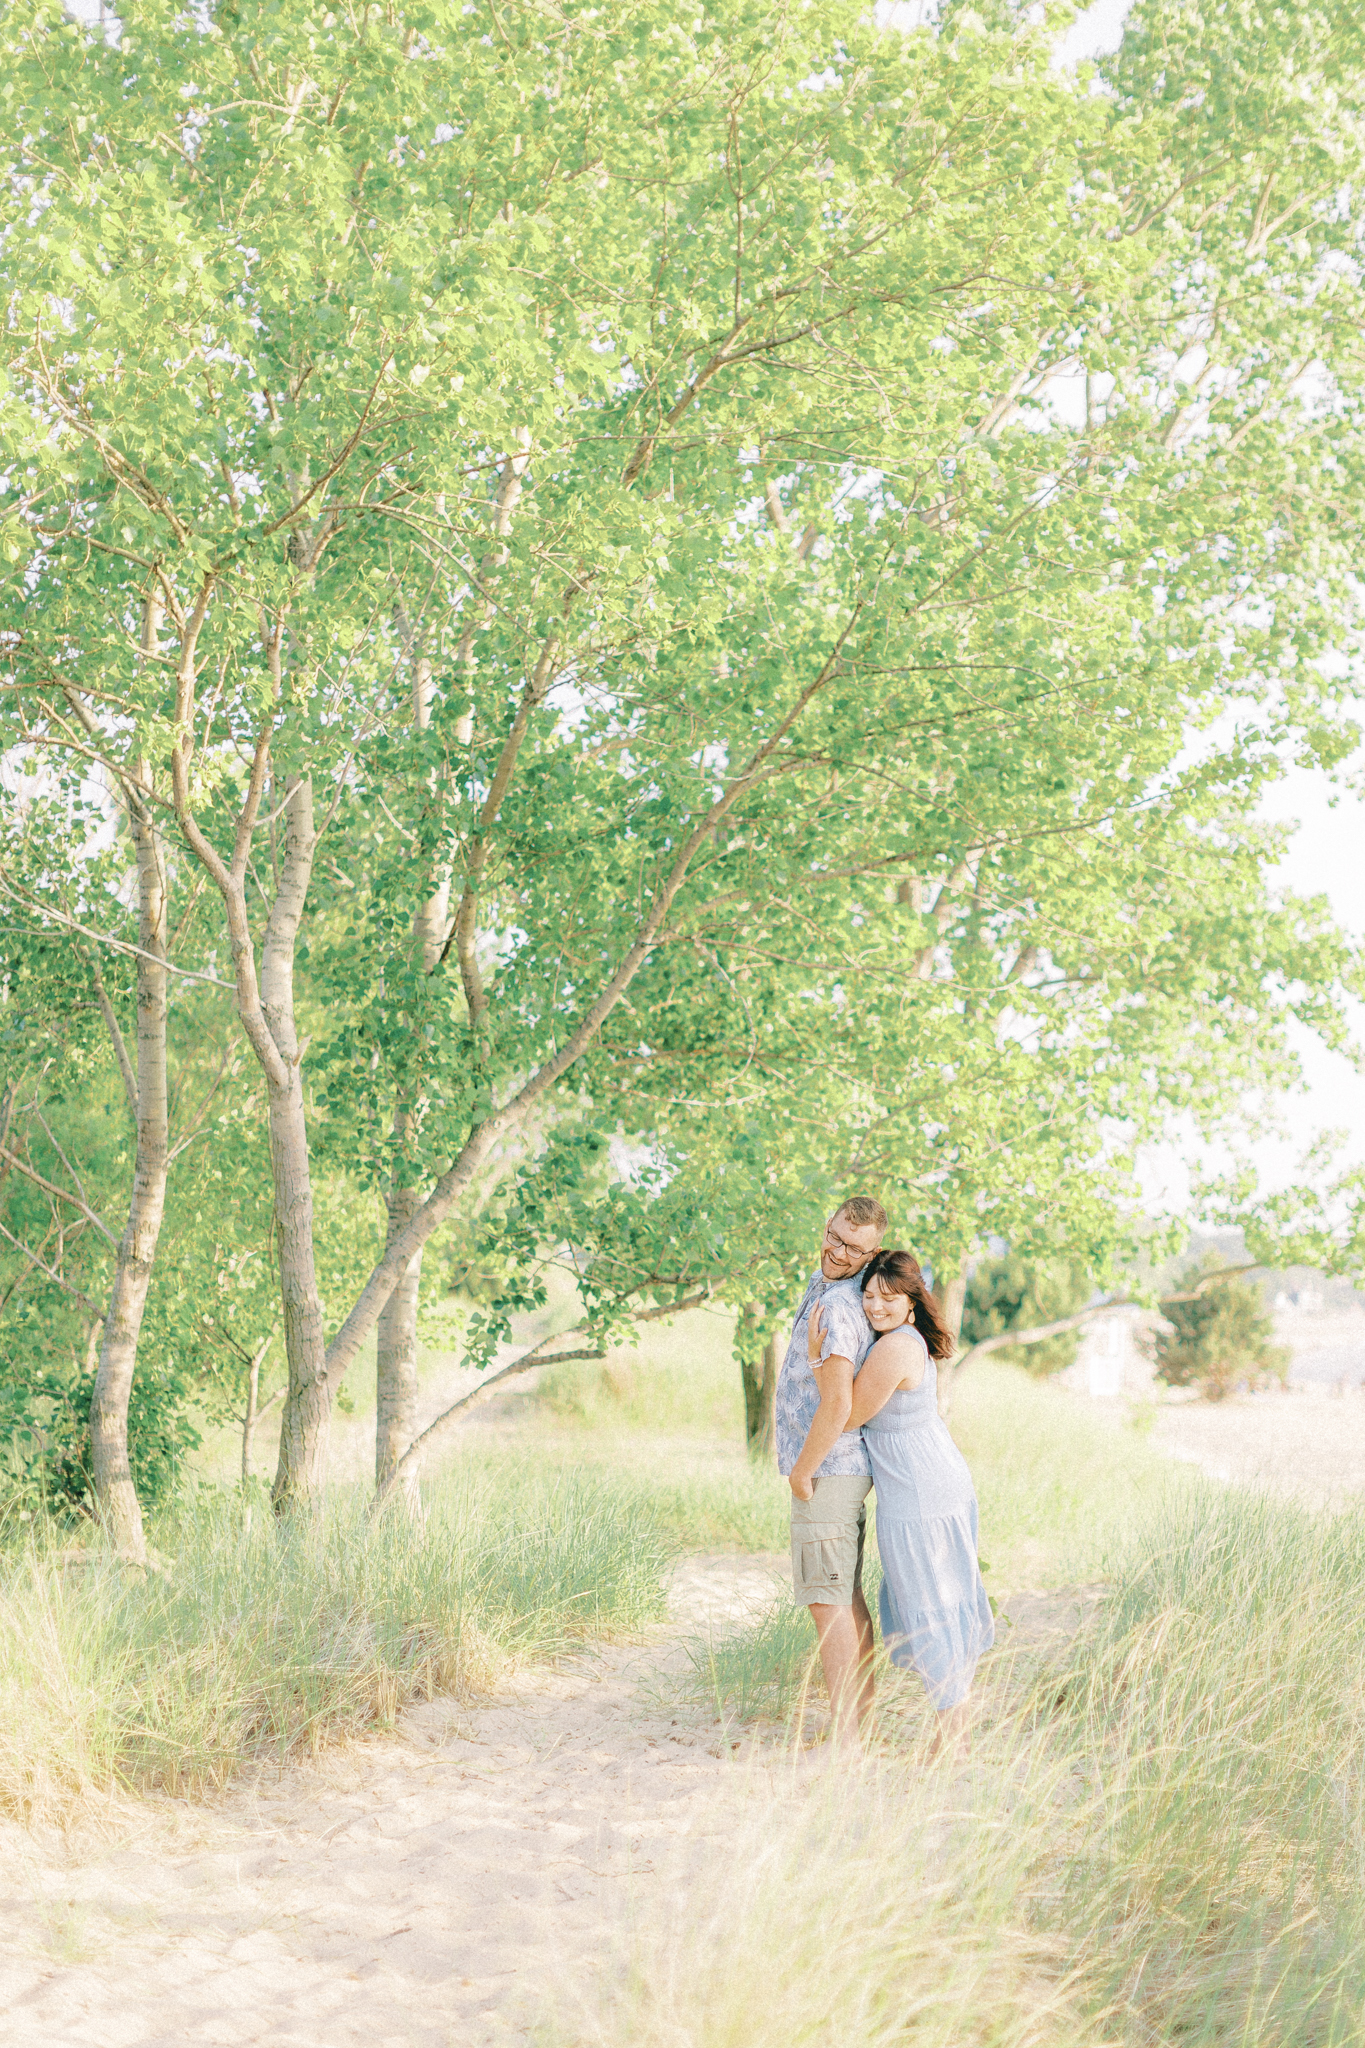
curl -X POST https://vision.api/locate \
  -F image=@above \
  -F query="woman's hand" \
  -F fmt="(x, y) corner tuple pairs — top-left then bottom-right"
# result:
(789, 1468), (815, 1502)
(806, 1301), (826, 1363)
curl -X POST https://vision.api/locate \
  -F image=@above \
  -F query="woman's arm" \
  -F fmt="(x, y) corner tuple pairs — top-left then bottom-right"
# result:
(847, 1331), (926, 1427)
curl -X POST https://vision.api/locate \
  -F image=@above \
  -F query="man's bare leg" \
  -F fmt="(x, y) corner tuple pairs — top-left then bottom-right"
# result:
(927, 1699), (971, 1763)
(810, 1593), (875, 1746)
(852, 1588), (875, 1722)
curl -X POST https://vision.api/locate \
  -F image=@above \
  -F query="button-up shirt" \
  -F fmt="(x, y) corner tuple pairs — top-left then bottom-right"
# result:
(774, 1270), (874, 1478)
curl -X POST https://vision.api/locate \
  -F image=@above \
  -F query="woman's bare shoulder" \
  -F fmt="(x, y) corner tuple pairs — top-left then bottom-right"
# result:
(872, 1325), (928, 1356)
(867, 1326), (929, 1371)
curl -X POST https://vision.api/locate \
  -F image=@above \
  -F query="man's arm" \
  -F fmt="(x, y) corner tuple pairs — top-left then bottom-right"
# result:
(789, 1354), (856, 1499)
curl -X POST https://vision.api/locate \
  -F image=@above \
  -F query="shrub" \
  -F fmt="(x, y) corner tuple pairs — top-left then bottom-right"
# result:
(1154, 1258), (1289, 1400)
(961, 1255), (1092, 1376)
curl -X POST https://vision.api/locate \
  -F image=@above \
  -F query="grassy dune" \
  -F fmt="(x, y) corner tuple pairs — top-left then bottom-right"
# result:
(599, 1462), (1365, 2047)
(0, 1470), (674, 1824)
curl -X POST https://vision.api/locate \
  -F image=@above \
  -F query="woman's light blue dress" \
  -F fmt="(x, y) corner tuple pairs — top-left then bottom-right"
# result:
(866, 1334), (994, 1709)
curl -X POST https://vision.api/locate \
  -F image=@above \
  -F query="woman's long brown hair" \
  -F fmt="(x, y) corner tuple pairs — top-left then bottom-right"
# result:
(861, 1249), (956, 1360)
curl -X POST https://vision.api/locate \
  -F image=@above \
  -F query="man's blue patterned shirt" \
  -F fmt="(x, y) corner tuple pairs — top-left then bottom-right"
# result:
(774, 1270), (874, 1478)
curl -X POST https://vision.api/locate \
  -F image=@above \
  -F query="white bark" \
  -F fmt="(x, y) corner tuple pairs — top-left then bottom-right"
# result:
(262, 776), (329, 1510)
(375, 648), (449, 1507)
(90, 787), (169, 1562)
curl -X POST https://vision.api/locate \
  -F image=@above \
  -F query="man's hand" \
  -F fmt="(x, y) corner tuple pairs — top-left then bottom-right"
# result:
(789, 1467), (815, 1501)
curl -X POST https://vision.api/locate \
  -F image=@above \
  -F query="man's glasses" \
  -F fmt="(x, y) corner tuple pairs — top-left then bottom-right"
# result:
(823, 1225), (870, 1257)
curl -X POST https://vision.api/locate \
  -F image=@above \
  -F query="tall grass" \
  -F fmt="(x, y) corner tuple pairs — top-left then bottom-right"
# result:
(0, 1468), (674, 1825)
(951, 1359), (1189, 1587)
(589, 1483), (1365, 2048)
(1044, 1488), (1365, 2043)
(529, 1346), (1185, 1578)
(682, 1599), (821, 1723)
(555, 1748), (1097, 2048)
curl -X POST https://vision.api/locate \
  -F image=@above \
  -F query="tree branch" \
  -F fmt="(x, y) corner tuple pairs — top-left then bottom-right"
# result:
(950, 1267), (1264, 1379)
(0, 1218), (101, 1315)
(444, 626), (561, 1021)
(324, 611), (865, 1391)
(0, 1145), (118, 1246)
(387, 1285), (714, 1486)
(86, 949), (138, 1120)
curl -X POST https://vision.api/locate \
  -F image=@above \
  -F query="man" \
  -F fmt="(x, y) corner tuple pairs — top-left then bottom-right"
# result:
(776, 1195), (887, 1745)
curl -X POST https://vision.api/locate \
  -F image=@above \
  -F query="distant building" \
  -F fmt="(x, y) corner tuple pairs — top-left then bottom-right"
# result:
(1058, 1306), (1161, 1399)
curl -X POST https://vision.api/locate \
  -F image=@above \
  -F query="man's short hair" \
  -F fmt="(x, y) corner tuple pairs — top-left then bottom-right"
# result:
(838, 1195), (887, 1235)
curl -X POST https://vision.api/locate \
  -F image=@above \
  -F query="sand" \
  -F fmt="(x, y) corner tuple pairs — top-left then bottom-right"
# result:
(1153, 1382), (1365, 1509)
(0, 1555), (799, 2048)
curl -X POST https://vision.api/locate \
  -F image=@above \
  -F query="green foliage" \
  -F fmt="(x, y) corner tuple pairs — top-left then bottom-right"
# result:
(2, 0), (1365, 1498)
(683, 1600), (821, 1724)
(1155, 1258), (1290, 1400)
(0, 1352), (203, 1522)
(961, 1255), (1093, 1376)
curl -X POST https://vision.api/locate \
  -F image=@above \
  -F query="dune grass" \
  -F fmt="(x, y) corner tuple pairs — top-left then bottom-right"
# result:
(1042, 1487), (1365, 2043)
(525, 1335), (1187, 1582)
(8, 1304), (1365, 2045)
(950, 1357), (1192, 1587)
(682, 1598), (822, 1723)
(0, 1468), (674, 1825)
(558, 1749), (1094, 2048)
(606, 1478), (1365, 2048)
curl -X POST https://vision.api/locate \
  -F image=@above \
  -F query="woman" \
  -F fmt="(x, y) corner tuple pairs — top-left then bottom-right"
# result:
(805, 1248), (993, 1757)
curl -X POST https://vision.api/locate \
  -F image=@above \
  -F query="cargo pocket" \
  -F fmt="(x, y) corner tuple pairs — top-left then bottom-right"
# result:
(795, 1524), (846, 1592)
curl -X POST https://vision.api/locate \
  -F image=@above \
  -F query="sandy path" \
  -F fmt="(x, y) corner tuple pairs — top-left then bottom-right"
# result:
(0, 1556), (795, 2048)
(0, 1553), (1083, 2048)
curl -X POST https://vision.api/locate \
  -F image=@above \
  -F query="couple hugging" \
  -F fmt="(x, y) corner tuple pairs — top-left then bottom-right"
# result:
(777, 1196), (994, 1755)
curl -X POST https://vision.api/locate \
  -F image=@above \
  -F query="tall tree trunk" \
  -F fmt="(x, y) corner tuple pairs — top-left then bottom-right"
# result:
(264, 777), (329, 1511)
(89, 788), (169, 1562)
(167, 603), (333, 1512)
(375, 648), (450, 1507)
(740, 1332), (779, 1459)
(375, 1180), (424, 1498)
(376, 450), (522, 1499)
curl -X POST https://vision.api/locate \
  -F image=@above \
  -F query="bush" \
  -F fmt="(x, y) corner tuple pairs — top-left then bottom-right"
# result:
(1155, 1258), (1289, 1400)
(0, 1349), (202, 1522)
(961, 1254), (1091, 1376)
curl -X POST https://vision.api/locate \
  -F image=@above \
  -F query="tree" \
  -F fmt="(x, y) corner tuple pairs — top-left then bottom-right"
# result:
(4, 0), (1364, 1511)
(1154, 1259), (1289, 1401)
(961, 1256), (1093, 1377)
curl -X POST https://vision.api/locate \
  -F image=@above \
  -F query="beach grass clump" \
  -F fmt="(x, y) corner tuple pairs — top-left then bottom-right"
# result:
(1044, 1487), (1365, 2045)
(0, 1469), (674, 1826)
(555, 1745), (1094, 2048)
(614, 1481), (1365, 2048)
(682, 1600), (820, 1724)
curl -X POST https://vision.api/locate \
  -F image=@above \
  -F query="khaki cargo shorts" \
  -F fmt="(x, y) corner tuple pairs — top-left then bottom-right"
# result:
(789, 1473), (873, 1608)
